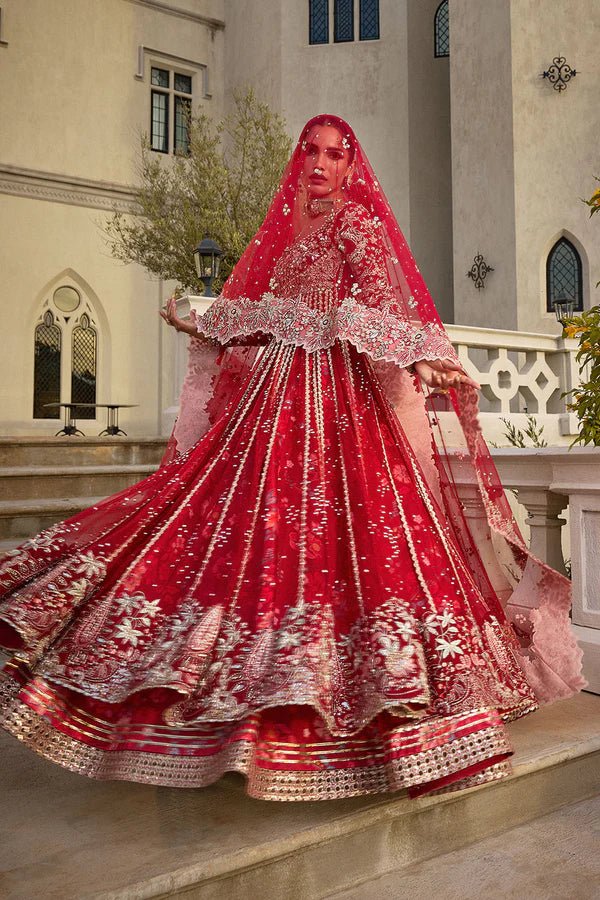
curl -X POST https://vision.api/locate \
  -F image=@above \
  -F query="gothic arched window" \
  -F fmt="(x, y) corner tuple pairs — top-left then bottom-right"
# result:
(546, 237), (583, 313)
(434, 1), (449, 58)
(309, 0), (329, 44)
(360, 0), (379, 41)
(32, 285), (100, 420)
(33, 311), (62, 419)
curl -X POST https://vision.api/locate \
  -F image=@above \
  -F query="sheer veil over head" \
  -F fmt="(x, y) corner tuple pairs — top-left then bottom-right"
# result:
(168, 113), (584, 704)
(219, 113), (446, 331)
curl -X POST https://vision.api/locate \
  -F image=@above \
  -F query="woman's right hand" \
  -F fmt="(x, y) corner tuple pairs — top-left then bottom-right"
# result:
(159, 296), (199, 336)
(413, 358), (480, 390)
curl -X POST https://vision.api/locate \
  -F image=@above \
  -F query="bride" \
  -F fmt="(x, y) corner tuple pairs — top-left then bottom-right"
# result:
(0, 115), (584, 800)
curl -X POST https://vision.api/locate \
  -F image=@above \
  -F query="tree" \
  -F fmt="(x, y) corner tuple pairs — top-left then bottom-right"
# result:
(561, 177), (600, 446)
(104, 88), (292, 292)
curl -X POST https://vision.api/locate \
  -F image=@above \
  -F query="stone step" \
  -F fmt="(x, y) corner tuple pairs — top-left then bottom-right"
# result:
(0, 464), (157, 501)
(0, 496), (106, 540)
(328, 795), (600, 899)
(0, 437), (167, 468)
(0, 693), (598, 900)
(0, 538), (20, 554)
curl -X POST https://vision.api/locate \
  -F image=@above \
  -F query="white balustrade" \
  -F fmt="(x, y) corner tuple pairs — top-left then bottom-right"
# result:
(446, 324), (581, 445)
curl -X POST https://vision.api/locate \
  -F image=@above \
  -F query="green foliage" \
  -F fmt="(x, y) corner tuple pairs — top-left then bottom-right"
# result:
(581, 175), (600, 219)
(581, 176), (600, 287)
(499, 415), (548, 448)
(104, 88), (292, 292)
(563, 306), (600, 446)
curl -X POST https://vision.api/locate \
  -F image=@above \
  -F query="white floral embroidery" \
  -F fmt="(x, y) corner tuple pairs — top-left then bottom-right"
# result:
(115, 620), (145, 647)
(435, 637), (464, 659)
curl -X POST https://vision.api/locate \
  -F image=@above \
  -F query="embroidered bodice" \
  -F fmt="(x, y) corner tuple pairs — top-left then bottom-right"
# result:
(197, 202), (458, 367)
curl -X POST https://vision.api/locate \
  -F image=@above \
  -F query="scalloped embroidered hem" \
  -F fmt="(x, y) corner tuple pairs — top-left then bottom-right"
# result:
(196, 295), (459, 367)
(0, 671), (524, 801)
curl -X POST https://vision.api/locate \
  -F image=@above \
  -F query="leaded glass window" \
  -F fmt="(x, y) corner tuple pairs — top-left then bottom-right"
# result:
(33, 311), (61, 419)
(71, 313), (97, 418)
(360, 0), (379, 41)
(309, 0), (329, 44)
(546, 237), (583, 313)
(334, 0), (353, 43)
(434, 0), (449, 58)
(174, 73), (192, 94)
(175, 96), (191, 155)
(151, 67), (169, 88)
(150, 66), (192, 155)
(151, 91), (169, 153)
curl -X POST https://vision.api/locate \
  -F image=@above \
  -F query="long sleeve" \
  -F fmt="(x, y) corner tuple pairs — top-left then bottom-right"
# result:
(336, 202), (459, 368)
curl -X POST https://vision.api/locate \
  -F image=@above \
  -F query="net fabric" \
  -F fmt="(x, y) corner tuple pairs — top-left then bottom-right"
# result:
(166, 114), (583, 703)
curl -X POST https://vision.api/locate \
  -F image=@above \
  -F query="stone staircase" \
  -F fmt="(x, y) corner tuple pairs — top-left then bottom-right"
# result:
(0, 437), (166, 547)
(0, 692), (598, 899)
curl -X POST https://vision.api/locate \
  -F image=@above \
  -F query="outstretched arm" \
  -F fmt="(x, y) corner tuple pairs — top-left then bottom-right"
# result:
(337, 203), (479, 389)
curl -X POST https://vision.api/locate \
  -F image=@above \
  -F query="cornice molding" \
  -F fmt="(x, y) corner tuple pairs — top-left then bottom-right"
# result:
(0, 164), (138, 213)
(124, 0), (225, 30)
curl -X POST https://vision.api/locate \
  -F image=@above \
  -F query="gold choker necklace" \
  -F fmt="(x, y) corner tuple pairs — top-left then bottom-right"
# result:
(306, 198), (334, 218)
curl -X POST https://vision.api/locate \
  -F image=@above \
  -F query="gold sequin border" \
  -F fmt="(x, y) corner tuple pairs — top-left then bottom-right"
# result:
(0, 673), (517, 802)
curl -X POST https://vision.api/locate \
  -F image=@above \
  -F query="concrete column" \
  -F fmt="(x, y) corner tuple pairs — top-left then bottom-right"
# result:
(516, 488), (568, 576)
(565, 489), (600, 693)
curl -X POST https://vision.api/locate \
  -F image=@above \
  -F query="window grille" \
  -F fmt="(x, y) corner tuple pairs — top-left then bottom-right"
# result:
(309, 0), (329, 44)
(151, 90), (169, 153)
(150, 66), (192, 155)
(434, 0), (449, 57)
(546, 237), (583, 313)
(33, 311), (61, 419)
(359, 0), (379, 41)
(32, 287), (101, 422)
(334, 0), (354, 42)
(175, 96), (191, 155)
(71, 314), (97, 418)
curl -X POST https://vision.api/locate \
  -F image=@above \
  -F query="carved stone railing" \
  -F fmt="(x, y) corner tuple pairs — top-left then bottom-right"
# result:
(445, 324), (581, 445)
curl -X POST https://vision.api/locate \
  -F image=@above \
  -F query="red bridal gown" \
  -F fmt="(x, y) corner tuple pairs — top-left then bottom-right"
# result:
(0, 203), (542, 800)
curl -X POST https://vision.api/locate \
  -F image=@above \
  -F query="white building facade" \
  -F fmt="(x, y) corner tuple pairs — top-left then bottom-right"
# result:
(0, 0), (598, 437)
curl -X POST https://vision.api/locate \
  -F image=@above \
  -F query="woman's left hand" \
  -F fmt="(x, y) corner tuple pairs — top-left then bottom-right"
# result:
(413, 358), (480, 390)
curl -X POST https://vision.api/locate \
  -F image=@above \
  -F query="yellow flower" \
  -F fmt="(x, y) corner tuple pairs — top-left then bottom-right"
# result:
(564, 324), (586, 337)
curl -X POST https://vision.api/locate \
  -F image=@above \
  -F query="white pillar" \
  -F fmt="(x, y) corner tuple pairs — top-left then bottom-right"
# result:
(516, 488), (568, 577)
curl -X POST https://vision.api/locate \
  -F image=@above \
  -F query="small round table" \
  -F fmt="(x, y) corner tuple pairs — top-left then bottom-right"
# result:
(43, 403), (138, 436)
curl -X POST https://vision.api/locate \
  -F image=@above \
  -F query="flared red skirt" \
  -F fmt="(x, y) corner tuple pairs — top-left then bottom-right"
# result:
(0, 339), (538, 799)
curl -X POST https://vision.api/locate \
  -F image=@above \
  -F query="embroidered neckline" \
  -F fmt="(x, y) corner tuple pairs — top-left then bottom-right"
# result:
(288, 207), (339, 252)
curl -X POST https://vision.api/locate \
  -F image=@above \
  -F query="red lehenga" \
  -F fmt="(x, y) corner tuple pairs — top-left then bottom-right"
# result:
(0, 116), (584, 800)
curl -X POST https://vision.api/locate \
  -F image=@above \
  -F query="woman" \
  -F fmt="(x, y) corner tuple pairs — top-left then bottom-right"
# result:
(0, 115), (584, 800)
